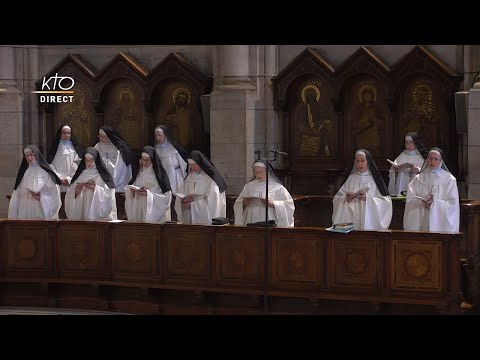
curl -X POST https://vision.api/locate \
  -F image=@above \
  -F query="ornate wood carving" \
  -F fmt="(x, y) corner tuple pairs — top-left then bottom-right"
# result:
(58, 223), (108, 279)
(271, 228), (324, 289)
(0, 220), (464, 314)
(391, 239), (441, 292)
(37, 54), (96, 151)
(37, 52), (213, 162)
(332, 238), (380, 289)
(163, 224), (212, 283)
(146, 53), (212, 155)
(272, 46), (462, 193)
(215, 227), (264, 286)
(111, 223), (158, 280)
(391, 46), (463, 175)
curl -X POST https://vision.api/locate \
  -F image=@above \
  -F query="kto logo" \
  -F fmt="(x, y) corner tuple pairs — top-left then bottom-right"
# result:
(32, 73), (75, 103)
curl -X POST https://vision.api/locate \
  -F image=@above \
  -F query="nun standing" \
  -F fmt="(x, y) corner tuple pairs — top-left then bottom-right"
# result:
(403, 147), (459, 232)
(174, 150), (227, 225)
(94, 125), (134, 192)
(153, 125), (188, 194)
(388, 132), (427, 196)
(47, 124), (85, 192)
(65, 147), (117, 221)
(8, 145), (62, 219)
(234, 160), (295, 227)
(124, 146), (172, 223)
(332, 149), (392, 230)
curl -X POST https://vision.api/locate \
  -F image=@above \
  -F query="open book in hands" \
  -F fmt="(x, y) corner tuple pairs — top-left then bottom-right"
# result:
(414, 195), (431, 201)
(354, 186), (369, 197)
(387, 159), (413, 171)
(77, 180), (95, 186)
(127, 184), (141, 191)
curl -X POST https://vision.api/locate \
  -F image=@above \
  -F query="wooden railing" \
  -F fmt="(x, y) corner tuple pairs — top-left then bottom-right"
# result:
(0, 219), (462, 314)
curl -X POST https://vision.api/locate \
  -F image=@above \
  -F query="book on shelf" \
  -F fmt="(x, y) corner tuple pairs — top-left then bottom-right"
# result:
(387, 159), (413, 170)
(333, 222), (354, 230)
(326, 226), (354, 234)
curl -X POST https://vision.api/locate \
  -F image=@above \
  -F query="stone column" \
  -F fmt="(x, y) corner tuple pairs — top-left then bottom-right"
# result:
(210, 45), (257, 195)
(0, 45), (23, 217)
(219, 46), (254, 89)
(263, 45), (281, 167)
(467, 81), (480, 199)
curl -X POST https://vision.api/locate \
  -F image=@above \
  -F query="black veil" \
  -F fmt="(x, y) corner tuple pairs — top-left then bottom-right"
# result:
(47, 124), (85, 163)
(70, 147), (115, 189)
(188, 150), (227, 193)
(14, 145), (62, 190)
(129, 146), (171, 193)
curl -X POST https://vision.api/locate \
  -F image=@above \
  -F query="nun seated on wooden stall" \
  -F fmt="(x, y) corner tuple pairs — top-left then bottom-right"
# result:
(234, 160), (295, 227)
(403, 147), (459, 232)
(65, 147), (117, 221)
(124, 146), (172, 223)
(94, 125), (134, 192)
(8, 145), (62, 220)
(332, 149), (392, 230)
(174, 150), (227, 225)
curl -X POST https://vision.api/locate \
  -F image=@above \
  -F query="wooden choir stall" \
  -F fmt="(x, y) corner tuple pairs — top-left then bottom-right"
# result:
(0, 219), (463, 314)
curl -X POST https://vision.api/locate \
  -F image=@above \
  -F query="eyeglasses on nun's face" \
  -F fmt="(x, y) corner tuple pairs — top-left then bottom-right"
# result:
(141, 156), (152, 168)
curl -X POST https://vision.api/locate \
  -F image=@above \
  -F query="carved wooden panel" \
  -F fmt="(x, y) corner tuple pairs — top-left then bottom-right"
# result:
(111, 224), (157, 280)
(332, 238), (380, 290)
(58, 225), (107, 279)
(271, 229), (324, 289)
(214, 227), (264, 286)
(292, 78), (336, 160)
(5, 225), (50, 276)
(399, 77), (444, 151)
(105, 79), (144, 150)
(346, 78), (388, 157)
(57, 81), (95, 147)
(156, 80), (198, 151)
(163, 225), (212, 283)
(391, 239), (441, 292)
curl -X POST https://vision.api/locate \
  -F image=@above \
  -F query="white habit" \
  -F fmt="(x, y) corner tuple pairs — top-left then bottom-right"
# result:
(388, 150), (425, 196)
(155, 142), (187, 194)
(124, 165), (172, 223)
(50, 140), (81, 192)
(234, 179), (295, 227)
(332, 171), (392, 230)
(65, 168), (117, 221)
(403, 168), (459, 232)
(174, 171), (226, 225)
(94, 141), (132, 192)
(8, 164), (61, 220)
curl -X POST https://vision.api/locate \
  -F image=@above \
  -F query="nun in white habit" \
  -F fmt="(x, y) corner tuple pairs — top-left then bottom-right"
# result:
(234, 160), (295, 227)
(388, 132), (427, 196)
(332, 149), (392, 230)
(124, 146), (172, 223)
(94, 125), (134, 192)
(403, 147), (459, 232)
(153, 125), (188, 194)
(47, 124), (85, 192)
(65, 147), (117, 221)
(8, 145), (62, 220)
(174, 150), (227, 225)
